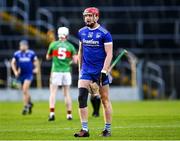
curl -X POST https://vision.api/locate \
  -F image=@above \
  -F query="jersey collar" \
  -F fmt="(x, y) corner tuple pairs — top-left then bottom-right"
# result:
(87, 24), (100, 30)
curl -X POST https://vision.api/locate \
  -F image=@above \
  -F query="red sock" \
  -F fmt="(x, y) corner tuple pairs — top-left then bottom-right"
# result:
(67, 111), (72, 114)
(50, 108), (54, 112)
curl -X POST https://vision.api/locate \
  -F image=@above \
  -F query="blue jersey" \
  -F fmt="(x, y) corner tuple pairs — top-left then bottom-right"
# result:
(13, 50), (37, 76)
(78, 25), (112, 74)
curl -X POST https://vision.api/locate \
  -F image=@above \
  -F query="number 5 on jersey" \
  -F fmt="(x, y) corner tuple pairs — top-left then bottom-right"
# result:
(58, 48), (67, 60)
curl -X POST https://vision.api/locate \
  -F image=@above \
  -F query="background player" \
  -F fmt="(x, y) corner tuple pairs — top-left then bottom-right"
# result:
(90, 87), (101, 117)
(74, 7), (113, 137)
(11, 40), (38, 115)
(46, 27), (77, 121)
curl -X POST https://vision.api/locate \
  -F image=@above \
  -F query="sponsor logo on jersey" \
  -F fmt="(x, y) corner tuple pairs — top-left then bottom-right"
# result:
(82, 39), (99, 46)
(19, 57), (31, 62)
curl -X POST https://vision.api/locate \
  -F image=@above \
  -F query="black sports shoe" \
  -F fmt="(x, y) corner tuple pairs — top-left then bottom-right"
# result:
(74, 129), (90, 137)
(22, 106), (28, 115)
(48, 115), (55, 121)
(22, 108), (28, 115)
(100, 129), (111, 137)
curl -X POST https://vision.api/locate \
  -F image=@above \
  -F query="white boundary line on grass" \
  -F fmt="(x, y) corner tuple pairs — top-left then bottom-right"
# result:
(1, 140), (180, 141)
(0, 125), (180, 132)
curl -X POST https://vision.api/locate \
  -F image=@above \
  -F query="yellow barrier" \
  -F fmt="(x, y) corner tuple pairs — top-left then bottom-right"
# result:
(0, 12), (54, 44)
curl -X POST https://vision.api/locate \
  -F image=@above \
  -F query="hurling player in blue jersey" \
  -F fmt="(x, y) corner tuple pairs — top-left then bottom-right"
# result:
(74, 7), (113, 137)
(11, 40), (38, 115)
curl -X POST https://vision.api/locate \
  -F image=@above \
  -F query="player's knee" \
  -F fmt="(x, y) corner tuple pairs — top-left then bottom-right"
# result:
(22, 87), (28, 94)
(101, 93), (108, 101)
(101, 95), (109, 107)
(78, 88), (89, 108)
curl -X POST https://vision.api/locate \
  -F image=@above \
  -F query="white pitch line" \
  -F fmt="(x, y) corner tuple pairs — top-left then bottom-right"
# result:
(0, 125), (180, 132)
(1, 140), (180, 141)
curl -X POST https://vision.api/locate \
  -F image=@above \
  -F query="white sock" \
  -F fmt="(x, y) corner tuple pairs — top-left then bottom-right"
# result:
(82, 121), (88, 131)
(50, 112), (54, 117)
(67, 114), (72, 118)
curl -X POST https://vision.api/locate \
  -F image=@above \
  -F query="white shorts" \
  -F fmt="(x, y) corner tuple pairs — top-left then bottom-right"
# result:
(50, 72), (72, 86)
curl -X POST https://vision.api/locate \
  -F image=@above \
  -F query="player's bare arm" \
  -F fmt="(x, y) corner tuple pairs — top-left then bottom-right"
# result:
(33, 57), (39, 74)
(46, 43), (53, 60)
(72, 54), (78, 64)
(78, 41), (82, 72)
(46, 53), (52, 60)
(102, 43), (113, 72)
(11, 58), (20, 77)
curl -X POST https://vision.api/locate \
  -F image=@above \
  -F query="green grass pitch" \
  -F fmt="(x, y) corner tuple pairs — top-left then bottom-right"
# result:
(0, 100), (180, 140)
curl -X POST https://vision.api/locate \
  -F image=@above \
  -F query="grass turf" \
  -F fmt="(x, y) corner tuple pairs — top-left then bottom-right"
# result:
(0, 100), (180, 140)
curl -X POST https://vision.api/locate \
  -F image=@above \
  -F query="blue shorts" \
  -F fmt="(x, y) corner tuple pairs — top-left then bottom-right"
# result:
(18, 74), (33, 84)
(80, 70), (109, 86)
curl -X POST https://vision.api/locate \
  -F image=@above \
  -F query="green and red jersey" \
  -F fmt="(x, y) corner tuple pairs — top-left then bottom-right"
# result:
(47, 40), (76, 72)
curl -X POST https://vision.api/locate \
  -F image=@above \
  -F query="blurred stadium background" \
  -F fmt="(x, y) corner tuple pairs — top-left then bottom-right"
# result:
(0, 0), (180, 101)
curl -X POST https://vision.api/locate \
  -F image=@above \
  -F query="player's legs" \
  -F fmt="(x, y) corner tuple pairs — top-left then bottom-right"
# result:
(75, 71), (100, 137)
(48, 72), (62, 121)
(74, 79), (91, 137)
(78, 80), (91, 130)
(21, 79), (33, 115)
(49, 84), (58, 120)
(62, 85), (72, 120)
(62, 72), (73, 120)
(99, 84), (112, 136)
(22, 80), (31, 105)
